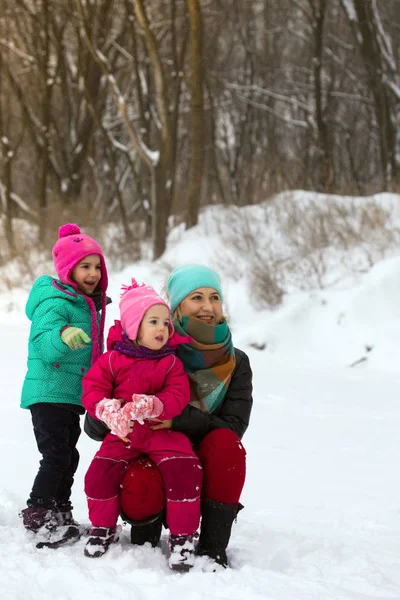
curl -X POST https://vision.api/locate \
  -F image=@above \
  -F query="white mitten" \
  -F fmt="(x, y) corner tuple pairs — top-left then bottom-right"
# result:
(95, 398), (131, 438)
(125, 394), (164, 425)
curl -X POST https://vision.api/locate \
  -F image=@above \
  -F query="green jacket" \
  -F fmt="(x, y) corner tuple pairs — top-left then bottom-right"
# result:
(20, 275), (100, 410)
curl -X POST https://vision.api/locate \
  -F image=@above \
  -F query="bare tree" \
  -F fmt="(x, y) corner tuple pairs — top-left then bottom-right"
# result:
(341, 0), (400, 188)
(0, 26), (15, 256)
(185, 0), (205, 228)
(76, 0), (190, 259)
(307, 0), (333, 191)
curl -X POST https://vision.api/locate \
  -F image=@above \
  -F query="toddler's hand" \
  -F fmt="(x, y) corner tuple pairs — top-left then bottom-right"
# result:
(95, 398), (121, 421)
(95, 398), (131, 439)
(61, 326), (91, 350)
(126, 394), (164, 425)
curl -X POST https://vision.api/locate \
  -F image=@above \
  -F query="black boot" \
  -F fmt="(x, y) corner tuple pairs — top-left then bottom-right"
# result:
(121, 510), (164, 548)
(196, 499), (243, 568)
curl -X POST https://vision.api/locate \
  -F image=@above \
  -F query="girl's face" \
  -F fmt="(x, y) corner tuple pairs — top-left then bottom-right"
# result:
(179, 287), (223, 326)
(137, 304), (170, 350)
(71, 254), (101, 295)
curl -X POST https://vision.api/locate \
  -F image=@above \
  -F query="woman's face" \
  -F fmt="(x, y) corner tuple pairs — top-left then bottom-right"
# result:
(179, 287), (223, 326)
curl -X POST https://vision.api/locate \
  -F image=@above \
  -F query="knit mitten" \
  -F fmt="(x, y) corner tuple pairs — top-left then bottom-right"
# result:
(95, 398), (131, 438)
(126, 394), (164, 424)
(61, 326), (91, 350)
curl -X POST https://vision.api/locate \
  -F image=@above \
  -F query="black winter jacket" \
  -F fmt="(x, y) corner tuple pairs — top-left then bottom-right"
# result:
(84, 347), (253, 446)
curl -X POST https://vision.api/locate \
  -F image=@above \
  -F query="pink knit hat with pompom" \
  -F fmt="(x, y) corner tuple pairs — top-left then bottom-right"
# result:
(119, 279), (174, 341)
(52, 223), (108, 292)
(52, 224), (108, 365)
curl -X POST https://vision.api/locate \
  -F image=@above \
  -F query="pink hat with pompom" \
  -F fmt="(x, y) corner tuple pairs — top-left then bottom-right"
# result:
(119, 279), (174, 341)
(52, 223), (108, 292)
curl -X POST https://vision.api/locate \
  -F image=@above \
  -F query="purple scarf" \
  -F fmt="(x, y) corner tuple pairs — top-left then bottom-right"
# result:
(114, 332), (175, 359)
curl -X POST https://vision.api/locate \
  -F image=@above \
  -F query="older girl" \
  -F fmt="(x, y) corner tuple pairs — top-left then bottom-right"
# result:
(21, 223), (109, 549)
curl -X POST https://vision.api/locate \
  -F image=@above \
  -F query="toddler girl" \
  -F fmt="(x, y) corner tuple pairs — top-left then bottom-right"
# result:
(82, 279), (202, 572)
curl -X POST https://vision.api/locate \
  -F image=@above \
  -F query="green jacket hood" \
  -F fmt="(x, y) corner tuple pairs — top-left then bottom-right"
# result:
(26, 275), (79, 321)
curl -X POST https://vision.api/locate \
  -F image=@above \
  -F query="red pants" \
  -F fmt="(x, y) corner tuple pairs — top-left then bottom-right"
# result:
(119, 428), (246, 521)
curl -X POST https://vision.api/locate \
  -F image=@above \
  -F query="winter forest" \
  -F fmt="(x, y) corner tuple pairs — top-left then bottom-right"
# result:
(1, 0), (400, 267)
(3, 1), (400, 598)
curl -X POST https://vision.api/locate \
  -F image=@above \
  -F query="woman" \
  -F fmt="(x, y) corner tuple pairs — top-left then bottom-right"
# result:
(84, 264), (253, 567)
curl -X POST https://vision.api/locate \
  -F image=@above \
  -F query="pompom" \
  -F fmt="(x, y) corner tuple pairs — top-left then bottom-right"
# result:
(120, 278), (145, 298)
(58, 223), (81, 238)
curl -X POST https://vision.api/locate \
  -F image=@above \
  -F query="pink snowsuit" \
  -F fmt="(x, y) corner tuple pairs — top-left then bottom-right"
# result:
(82, 321), (203, 536)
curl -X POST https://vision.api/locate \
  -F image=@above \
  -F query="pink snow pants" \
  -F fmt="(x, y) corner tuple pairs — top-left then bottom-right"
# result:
(84, 427), (203, 536)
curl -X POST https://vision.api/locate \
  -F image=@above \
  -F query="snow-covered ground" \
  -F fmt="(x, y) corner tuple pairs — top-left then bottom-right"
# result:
(2, 194), (400, 599)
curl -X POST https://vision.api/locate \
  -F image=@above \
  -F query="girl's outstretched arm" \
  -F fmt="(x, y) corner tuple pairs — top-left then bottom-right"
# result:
(29, 299), (88, 363)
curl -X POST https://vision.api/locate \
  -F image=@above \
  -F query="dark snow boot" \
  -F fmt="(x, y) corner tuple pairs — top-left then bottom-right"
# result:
(168, 534), (196, 572)
(36, 511), (81, 549)
(196, 499), (243, 568)
(121, 509), (164, 548)
(36, 507), (82, 549)
(20, 506), (57, 534)
(20, 505), (70, 549)
(84, 526), (120, 558)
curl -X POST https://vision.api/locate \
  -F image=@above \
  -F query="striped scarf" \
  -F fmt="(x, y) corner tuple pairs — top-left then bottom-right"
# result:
(173, 316), (236, 413)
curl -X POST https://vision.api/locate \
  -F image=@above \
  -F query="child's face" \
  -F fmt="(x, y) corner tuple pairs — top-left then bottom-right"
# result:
(179, 287), (223, 325)
(137, 304), (170, 350)
(71, 254), (101, 295)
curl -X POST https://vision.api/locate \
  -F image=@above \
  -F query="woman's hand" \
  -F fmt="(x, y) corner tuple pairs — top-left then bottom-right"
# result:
(150, 418), (173, 431)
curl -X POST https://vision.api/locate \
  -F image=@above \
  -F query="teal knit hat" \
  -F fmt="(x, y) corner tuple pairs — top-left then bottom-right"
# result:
(166, 264), (223, 312)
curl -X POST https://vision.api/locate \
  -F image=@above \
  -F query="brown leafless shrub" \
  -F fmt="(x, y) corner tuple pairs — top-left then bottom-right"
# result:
(247, 259), (285, 308)
(0, 218), (50, 292)
(210, 193), (400, 308)
(0, 204), (145, 291)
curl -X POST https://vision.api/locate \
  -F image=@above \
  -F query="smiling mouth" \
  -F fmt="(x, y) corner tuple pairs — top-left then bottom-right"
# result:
(155, 336), (164, 342)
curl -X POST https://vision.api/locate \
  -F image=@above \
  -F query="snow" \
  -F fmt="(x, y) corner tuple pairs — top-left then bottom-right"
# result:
(3, 193), (400, 598)
(341, 0), (356, 22)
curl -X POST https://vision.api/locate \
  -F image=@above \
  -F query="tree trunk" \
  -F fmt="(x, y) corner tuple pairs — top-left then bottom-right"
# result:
(185, 0), (205, 229)
(151, 162), (167, 259)
(351, 0), (398, 188)
(133, 0), (174, 259)
(312, 0), (333, 192)
(0, 18), (15, 258)
(37, 0), (52, 242)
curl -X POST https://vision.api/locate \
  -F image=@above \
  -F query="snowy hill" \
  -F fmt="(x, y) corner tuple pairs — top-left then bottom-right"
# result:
(2, 192), (400, 599)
